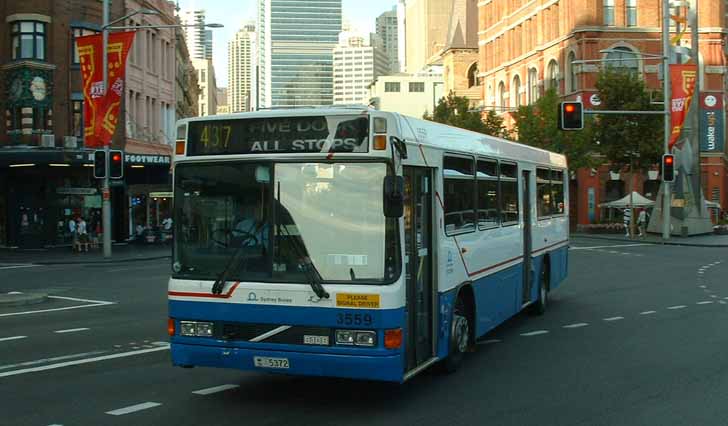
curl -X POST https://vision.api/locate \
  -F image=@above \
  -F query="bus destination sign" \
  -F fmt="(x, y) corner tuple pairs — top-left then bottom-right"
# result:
(186, 116), (369, 156)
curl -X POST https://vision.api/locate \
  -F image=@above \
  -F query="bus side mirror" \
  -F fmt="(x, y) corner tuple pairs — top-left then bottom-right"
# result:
(383, 176), (404, 218)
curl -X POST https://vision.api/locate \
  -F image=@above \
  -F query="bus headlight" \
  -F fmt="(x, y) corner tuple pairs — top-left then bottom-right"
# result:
(335, 330), (376, 347)
(180, 320), (214, 337)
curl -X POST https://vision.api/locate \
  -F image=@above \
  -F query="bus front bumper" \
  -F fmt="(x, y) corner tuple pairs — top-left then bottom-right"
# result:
(171, 342), (405, 382)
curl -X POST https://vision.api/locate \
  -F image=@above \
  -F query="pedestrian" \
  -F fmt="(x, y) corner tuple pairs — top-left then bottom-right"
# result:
(69, 217), (79, 252)
(638, 208), (649, 237)
(77, 216), (89, 252)
(623, 208), (632, 237)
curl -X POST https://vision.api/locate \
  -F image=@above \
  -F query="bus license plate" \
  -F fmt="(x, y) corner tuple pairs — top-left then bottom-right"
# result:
(253, 356), (290, 369)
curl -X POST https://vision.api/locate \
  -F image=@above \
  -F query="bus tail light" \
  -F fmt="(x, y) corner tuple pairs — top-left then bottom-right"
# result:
(168, 318), (175, 336)
(384, 328), (402, 349)
(175, 139), (186, 155)
(373, 134), (387, 150)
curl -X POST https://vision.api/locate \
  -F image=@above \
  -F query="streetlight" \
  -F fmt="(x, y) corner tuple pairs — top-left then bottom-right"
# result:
(99, 0), (223, 258)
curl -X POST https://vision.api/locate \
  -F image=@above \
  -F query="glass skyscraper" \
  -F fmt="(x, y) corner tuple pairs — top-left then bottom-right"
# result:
(258, 0), (342, 108)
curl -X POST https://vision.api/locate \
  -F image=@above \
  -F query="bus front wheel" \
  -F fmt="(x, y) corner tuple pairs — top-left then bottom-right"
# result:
(443, 296), (470, 373)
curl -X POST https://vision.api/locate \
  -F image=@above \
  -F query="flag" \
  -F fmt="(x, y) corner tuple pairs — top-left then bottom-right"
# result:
(95, 31), (135, 146)
(76, 33), (104, 148)
(669, 64), (697, 150)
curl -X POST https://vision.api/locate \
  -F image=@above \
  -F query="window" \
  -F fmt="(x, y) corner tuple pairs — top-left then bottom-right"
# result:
(547, 60), (559, 91)
(467, 63), (479, 88)
(443, 156), (476, 234)
(498, 81), (506, 110)
(528, 68), (539, 104)
(536, 168), (551, 217)
(513, 75), (521, 108)
(72, 101), (83, 138)
(72, 28), (98, 64)
(500, 162), (519, 224)
(200, 69), (206, 81)
(551, 169), (565, 215)
(568, 52), (578, 92)
(603, 0), (615, 26)
(33, 107), (49, 131)
(605, 46), (639, 74)
(477, 159), (499, 229)
(626, 0), (637, 26)
(409, 82), (424, 92)
(385, 82), (400, 92)
(11, 21), (46, 60)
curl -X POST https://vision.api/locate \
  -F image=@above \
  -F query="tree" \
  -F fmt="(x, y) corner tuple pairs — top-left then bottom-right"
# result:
(512, 88), (598, 170)
(424, 92), (509, 138)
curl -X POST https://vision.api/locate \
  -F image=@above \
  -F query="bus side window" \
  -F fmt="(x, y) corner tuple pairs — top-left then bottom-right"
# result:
(476, 158), (499, 229)
(551, 169), (565, 215)
(500, 162), (519, 225)
(536, 167), (552, 218)
(443, 155), (476, 235)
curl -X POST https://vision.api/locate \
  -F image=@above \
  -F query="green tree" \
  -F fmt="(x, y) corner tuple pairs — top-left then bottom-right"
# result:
(424, 92), (509, 138)
(512, 88), (598, 170)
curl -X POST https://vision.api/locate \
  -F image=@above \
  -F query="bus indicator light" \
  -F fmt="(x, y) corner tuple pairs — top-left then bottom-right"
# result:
(373, 134), (387, 150)
(384, 328), (402, 349)
(168, 318), (175, 336)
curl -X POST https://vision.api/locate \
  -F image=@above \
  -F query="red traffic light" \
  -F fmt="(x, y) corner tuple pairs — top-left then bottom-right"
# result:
(664, 156), (673, 165)
(565, 104), (576, 113)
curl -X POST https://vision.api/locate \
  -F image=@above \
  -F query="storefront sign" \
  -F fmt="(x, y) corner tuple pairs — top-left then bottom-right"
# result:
(149, 192), (173, 198)
(699, 92), (724, 152)
(56, 187), (98, 195)
(125, 154), (171, 165)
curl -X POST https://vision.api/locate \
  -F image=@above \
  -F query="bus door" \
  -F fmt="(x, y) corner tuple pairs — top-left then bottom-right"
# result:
(521, 170), (533, 305)
(403, 167), (435, 371)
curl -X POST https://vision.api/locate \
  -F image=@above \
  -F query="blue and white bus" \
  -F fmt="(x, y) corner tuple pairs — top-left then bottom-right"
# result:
(168, 106), (569, 382)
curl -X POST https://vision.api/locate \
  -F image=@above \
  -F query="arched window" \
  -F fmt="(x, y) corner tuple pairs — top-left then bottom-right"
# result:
(568, 52), (578, 92)
(467, 63), (479, 88)
(498, 81), (506, 110)
(547, 60), (559, 91)
(527, 68), (539, 104)
(605, 46), (639, 74)
(513, 75), (521, 108)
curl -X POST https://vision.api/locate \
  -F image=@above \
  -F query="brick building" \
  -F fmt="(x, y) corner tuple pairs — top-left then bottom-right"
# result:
(477, 0), (728, 226)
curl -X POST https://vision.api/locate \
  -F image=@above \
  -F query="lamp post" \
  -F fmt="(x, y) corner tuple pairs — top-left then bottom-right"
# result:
(661, 0), (671, 239)
(99, 0), (222, 258)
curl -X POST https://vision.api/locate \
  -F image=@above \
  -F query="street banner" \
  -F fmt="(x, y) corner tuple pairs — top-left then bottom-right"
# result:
(699, 92), (725, 152)
(76, 33), (104, 148)
(95, 31), (135, 147)
(669, 64), (697, 150)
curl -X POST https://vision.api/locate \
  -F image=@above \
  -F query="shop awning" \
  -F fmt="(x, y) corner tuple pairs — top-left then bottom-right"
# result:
(599, 191), (655, 208)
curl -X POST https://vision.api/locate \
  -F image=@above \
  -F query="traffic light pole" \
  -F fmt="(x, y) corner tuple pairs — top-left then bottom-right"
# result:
(101, 0), (112, 258)
(661, 0), (671, 240)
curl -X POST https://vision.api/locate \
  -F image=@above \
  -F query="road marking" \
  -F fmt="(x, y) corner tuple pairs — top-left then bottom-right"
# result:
(192, 384), (240, 395)
(0, 350), (108, 371)
(48, 295), (114, 304)
(53, 328), (90, 334)
(0, 264), (38, 270)
(477, 339), (501, 345)
(0, 344), (169, 379)
(570, 243), (651, 250)
(603, 316), (624, 321)
(640, 311), (657, 315)
(710, 295), (718, 298)
(106, 402), (161, 416)
(697, 301), (714, 305)
(563, 323), (589, 329)
(720, 301), (727, 305)
(520, 330), (549, 337)
(0, 296), (115, 318)
(667, 305), (687, 310)
(699, 285), (707, 288)
(0, 336), (27, 342)
(106, 264), (166, 273)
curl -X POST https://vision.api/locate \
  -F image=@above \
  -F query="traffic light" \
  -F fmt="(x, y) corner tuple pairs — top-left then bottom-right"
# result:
(93, 150), (106, 179)
(662, 154), (675, 182)
(558, 101), (584, 130)
(110, 150), (124, 179)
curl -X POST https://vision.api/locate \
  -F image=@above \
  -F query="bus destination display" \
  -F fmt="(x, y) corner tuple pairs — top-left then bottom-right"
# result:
(186, 116), (369, 156)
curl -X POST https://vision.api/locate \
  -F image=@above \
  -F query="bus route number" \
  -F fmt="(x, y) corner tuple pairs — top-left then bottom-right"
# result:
(336, 312), (373, 327)
(199, 124), (232, 150)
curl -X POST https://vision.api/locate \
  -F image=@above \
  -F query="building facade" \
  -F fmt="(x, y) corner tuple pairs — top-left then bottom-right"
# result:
(175, 19), (200, 120)
(369, 68), (444, 118)
(191, 58), (217, 117)
(216, 87), (229, 114)
(257, 0), (342, 108)
(333, 32), (389, 105)
(376, 7), (400, 73)
(404, 0), (454, 73)
(439, 0), (480, 105)
(477, 0), (728, 226)
(179, 9), (212, 60)
(228, 25), (255, 112)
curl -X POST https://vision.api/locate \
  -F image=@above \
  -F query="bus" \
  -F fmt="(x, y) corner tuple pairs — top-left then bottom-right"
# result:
(168, 106), (569, 382)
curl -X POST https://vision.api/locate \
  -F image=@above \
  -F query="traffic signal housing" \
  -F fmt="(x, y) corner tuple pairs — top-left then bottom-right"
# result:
(662, 154), (675, 182)
(558, 101), (584, 130)
(93, 150), (106, 179)
(110, 150), (124, 179)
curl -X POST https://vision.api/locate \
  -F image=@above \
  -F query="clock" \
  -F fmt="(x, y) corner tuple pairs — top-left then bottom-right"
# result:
(30, 76), (47, 101)
(9, 78), (23, 101)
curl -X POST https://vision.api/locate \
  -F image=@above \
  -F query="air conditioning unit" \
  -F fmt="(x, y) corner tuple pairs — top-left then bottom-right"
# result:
(63, 136), (78, 149)
(40, 134), (55, 148)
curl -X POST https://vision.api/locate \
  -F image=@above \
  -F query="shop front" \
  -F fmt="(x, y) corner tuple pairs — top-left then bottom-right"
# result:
(122, 149), (172, 242)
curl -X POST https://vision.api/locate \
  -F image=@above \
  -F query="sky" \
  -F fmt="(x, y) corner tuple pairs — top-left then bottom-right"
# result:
(177, 0), (398, 87)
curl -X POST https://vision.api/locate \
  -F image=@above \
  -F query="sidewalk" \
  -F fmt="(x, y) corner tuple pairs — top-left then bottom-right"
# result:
(571, 232), (728, 248)
(0, 243), (171, 265)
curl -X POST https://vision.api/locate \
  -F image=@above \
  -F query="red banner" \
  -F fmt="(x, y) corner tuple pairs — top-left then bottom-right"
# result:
(669, 64), (698, 150)
(76, 32), (135, 148)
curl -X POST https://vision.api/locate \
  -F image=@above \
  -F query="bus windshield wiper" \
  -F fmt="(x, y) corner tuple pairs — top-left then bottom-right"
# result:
(211, 234), (248, 295)
(277, 222), (329, 299)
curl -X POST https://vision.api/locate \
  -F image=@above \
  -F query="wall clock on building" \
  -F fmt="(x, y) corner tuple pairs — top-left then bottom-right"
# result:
(30, 76), (47, 101)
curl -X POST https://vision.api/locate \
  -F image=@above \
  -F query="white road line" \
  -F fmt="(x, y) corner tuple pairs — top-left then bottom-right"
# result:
(477, 339), (501, 345)
(720, 301), (727, 305)
(192, 384), (240, 395)
(0, 350), (108, 371)
(0, 336), (27, 342)
(603, 316), (624, 321)
(563, 323), (589, 329)
(0, 265), (38, 270)
(53, 328), (90, 334)
(697, 301), (714, 305)
(106, 402), (161, 416)
(0, 344), (169, 379)
(667, 305), (687, 310)
(699, 285), (707, 288)
(0, 301), (115, 318)
(570, 243), (651, 250)
(520, 330), (549, 337)
(710, 295), (718, 298)
(640, 311), (657, 315)
(48, 295), (115, 304)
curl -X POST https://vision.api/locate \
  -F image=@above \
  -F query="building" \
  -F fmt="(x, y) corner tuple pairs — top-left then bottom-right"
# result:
(179, 9), (212, 60)
(257, 0), (342, 108)
(376, 7), (400, 73)
(333, 32), (389, 105)
(192, 58), (217, 117)
(404, 0), (454, 73)
(439, 0), (479, 106)
(477, 0), (728, 226)
(216, 87), (229, 114)
(228, 24), (255, 112)
(175, 18), (201, 120)
(0, 0), (178, 248)
(369, 68), (444, 118)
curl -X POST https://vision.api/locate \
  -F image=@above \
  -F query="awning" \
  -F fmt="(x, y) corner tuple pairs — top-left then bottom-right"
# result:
(599, 191), (655, 208)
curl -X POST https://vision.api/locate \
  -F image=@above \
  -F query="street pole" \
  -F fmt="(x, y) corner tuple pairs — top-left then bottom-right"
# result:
(102, 0), (112, 258)
(661, 0), (672, 239)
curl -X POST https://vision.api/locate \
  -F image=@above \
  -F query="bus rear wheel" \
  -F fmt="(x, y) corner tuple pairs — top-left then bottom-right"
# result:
(443, 296), (470, 373)
(531, 260), (549, 316)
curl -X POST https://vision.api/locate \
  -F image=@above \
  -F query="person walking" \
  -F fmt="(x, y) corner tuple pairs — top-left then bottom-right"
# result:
(638, 208), (649, 237)
(77, 217), (89, 252)
(623, 208), (632, 238)
(69, 217), (79, 252)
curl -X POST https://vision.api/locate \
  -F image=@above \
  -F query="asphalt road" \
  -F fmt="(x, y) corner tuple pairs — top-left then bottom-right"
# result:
(1, 238), (727, 426)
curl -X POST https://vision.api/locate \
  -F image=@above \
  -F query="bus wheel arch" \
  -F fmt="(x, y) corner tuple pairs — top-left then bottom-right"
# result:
(442, 283), (475, 373)
(532, 254), (550, 315)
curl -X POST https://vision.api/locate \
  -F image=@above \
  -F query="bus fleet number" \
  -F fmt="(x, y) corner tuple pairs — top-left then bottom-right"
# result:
(336, 312), (373, 326)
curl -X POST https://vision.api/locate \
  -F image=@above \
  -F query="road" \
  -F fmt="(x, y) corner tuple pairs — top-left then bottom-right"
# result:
(1, 238), (727, 426)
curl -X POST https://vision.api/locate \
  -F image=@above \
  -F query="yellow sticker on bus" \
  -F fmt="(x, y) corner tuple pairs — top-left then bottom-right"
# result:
(336, 293), (381, 309)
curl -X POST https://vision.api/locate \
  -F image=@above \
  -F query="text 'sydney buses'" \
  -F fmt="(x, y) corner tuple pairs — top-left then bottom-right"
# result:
(169, 107), (569, 382)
